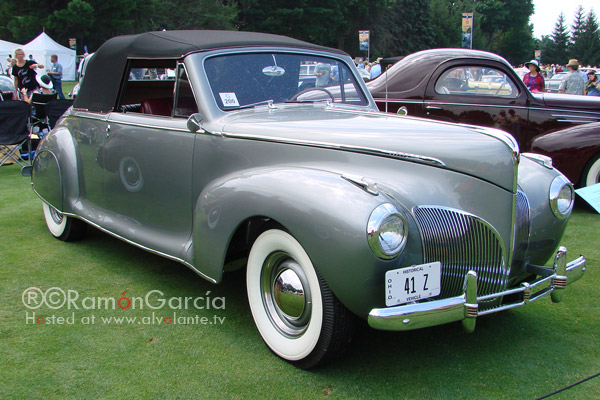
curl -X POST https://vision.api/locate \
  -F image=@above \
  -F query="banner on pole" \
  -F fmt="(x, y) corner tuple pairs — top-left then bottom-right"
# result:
(359, 30), (370, 52)
(461, 13), (473, 49)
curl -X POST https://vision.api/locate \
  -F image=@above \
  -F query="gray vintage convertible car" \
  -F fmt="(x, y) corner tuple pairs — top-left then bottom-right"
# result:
(27, 31), (586, 368)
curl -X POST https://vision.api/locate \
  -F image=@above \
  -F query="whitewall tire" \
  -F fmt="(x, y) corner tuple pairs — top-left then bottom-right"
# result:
(246, 229), (353, 369)
(582, 154), (600, 187)
(42, 202), (86, 242)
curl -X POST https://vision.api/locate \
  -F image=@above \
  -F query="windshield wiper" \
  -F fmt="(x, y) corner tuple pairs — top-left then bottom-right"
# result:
(227, 99), (274, 110)
(285, 99), (332, 104)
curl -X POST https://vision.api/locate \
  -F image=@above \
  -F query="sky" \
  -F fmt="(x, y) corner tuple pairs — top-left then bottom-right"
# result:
(530, 0), (598, 39)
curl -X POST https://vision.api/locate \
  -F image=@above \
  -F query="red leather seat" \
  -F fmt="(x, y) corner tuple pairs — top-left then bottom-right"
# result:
(140, 98), (172, 116)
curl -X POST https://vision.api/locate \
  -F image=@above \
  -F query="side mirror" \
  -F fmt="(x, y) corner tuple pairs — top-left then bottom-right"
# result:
(397, 106), (408, 116)
(187, 113), (204, 133)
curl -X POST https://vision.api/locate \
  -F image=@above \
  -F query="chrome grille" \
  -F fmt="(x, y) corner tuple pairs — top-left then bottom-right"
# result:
(414, 206), (508, 298)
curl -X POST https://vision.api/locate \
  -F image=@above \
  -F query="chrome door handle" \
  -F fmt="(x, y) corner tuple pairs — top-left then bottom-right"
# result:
(426, 105), (442, 110)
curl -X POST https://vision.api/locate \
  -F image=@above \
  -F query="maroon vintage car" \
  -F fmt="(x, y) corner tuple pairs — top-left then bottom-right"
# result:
(530, 122), (600, 187)
(368, 49), (600, 150)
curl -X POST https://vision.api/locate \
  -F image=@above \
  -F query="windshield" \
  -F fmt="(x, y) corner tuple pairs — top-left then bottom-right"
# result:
(204, 52), (368, 110)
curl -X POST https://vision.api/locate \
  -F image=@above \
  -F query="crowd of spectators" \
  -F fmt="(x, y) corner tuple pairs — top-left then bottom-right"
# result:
(515, 58), (599, 96)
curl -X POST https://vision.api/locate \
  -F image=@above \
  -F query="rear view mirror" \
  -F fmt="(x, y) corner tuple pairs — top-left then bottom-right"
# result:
(262, 66), (285, 77)
(187, 113), (204, 133)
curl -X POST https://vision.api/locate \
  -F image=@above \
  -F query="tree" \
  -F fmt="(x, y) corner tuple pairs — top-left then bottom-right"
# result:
(46, 0), (96, 51)
(368, 0), (434, 58)
(236, 0), (387, 56)
(427, 0), (535, 63)
(150, 0), (237, 31)
(569, 5), (586, 60)
(429, 0), (461, 48)
(579, 9), (600, 66)
(545, 13), (570, 65)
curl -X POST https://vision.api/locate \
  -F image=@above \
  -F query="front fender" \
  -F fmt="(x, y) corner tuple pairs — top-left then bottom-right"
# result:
(190, 167), (407, 316)
(518, 156), (571, 265)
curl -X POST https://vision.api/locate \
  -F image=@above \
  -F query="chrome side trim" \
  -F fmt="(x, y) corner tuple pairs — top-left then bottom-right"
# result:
(550, 113), (599, 120)
(374, 100), (600, 119)
(342, 174), (379, 195)
(373, 98), (423, 105)
(522, 153), (553, 169)
(426, 102), (528, 111)
(103, 118), (195, 133)
(368, 247), (586, 331)
(556, 119), (598, 123)
(223, 132), (447, 167)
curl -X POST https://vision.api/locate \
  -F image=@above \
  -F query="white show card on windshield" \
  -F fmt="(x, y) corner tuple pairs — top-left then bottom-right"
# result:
(219, 92), (240, 107)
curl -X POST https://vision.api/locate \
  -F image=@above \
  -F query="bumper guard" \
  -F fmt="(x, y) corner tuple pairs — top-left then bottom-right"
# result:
(368, 247), (586, 332)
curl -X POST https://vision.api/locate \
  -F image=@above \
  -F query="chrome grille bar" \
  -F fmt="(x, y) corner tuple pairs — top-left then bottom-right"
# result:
(414, 206), (508, 299)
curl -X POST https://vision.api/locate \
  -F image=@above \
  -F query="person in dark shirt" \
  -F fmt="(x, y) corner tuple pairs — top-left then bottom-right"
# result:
(11, 47), (44, 98)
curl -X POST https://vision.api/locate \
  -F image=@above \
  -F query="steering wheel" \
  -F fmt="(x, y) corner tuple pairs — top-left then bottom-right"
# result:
(289, 87), (335, 102)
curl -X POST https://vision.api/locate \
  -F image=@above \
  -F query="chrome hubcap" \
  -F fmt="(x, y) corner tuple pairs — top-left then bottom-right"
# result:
(261, 252), (311, 337)
(123, 161), (140, 186)
(49, 206), (63, 225)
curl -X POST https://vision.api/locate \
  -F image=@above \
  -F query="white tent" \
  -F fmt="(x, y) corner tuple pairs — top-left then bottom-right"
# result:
(23, 32), (76, 80)
(0, 38), (21, 55)
(0, 39), (21, 73)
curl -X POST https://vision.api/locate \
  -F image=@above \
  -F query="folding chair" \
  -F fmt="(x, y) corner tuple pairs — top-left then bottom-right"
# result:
(30, 92), (58, 133)
(0, 101), (32, 167)
(45, 99), (74, 129)
(21, 93), (58, 161)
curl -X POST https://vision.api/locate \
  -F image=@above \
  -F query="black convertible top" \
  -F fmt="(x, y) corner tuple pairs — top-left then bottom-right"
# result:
(74, 30), (346, 112)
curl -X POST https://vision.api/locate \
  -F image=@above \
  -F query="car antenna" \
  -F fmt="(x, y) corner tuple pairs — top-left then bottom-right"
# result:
(385, 64), (391, 113)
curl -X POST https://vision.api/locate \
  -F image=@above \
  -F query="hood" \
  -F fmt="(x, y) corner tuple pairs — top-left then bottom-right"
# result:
(220, 105), (519, 192)
(533, 92), (600, 112)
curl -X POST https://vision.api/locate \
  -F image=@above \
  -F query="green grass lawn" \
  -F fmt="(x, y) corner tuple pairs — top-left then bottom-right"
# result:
(62, 81), (76, 98)
(1, 163), (598, 399)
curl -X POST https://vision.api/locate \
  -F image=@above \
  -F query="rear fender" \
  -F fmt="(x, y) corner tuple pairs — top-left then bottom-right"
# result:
(32, 127), (81, 212)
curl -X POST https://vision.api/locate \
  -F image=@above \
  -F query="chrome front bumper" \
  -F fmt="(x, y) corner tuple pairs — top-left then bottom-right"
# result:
(368, 247), (586, 332)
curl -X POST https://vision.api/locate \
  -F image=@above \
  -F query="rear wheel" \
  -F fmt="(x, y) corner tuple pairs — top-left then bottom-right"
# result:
(42, 202), (87, 241)
(246, 229), (353, 369)
(581, 153), (600, 187)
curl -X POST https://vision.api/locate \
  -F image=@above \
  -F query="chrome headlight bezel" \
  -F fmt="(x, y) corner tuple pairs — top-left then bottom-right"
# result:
(367, 203), (408, 259)
(549, 175), (574, 220)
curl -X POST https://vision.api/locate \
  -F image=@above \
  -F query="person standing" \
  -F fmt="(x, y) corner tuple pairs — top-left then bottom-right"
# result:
(314, 62), (331, 87)
(558, 59), (585, 95)
(585, 70), (600, 96)
(523, 60), (545, 93)
(11, 47), (44, 98)
(47, 54), (65, 99)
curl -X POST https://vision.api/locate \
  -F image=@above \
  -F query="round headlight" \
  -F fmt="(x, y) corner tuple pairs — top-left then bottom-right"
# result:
(549, 175), (574, 219)
(367, 203), (408, 259)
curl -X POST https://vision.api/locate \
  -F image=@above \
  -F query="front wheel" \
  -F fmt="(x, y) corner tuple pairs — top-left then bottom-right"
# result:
(42, 202), (87, 241)
(246, 229), (353, 369)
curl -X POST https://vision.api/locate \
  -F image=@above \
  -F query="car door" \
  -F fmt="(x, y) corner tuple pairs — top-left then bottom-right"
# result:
(424, 61), (530, 146)
(100, 62), (198, 258)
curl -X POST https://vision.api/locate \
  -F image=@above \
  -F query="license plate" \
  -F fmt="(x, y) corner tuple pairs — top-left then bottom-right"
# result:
(385, 262), (441, 307)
